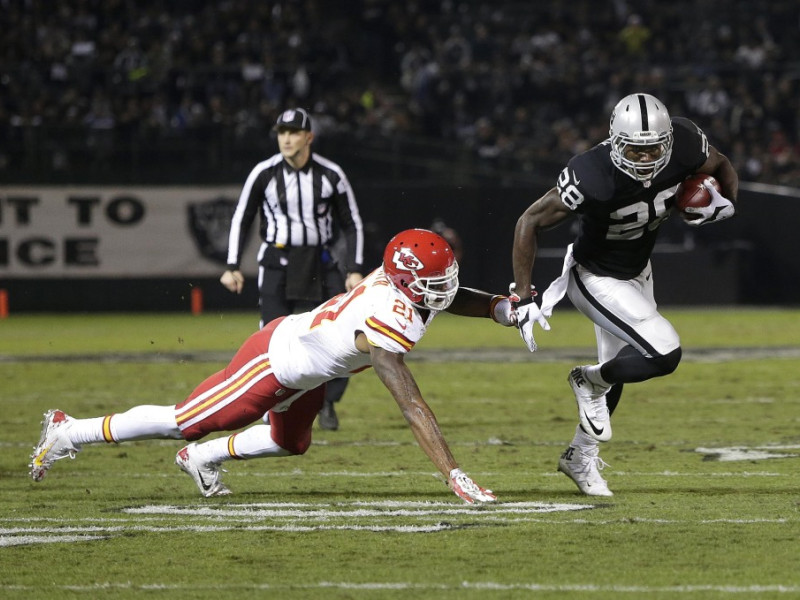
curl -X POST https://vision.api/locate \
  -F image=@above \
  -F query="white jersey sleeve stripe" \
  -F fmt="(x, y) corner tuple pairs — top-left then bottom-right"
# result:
(366, 317), (415, 351)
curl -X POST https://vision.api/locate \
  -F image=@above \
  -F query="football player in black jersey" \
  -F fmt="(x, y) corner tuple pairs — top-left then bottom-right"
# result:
(510, 93), (737, 496)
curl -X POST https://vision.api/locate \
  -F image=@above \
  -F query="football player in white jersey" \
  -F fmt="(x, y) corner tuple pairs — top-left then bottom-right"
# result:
(30, 229), (519, 504)
(511, 93), (738, 497)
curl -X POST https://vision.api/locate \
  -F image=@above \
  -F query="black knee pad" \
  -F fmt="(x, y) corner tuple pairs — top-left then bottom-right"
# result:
(650, 347), (682, 376)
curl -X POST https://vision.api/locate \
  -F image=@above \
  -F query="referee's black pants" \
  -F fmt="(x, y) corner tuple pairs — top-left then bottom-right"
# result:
(258, 260), (349, 407)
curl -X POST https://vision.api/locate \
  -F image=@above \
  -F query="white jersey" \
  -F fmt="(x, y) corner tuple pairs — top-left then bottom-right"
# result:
(268, 268), (437, 390)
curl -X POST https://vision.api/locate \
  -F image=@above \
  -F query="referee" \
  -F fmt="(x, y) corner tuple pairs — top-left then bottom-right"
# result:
(221, 107), (364, 431)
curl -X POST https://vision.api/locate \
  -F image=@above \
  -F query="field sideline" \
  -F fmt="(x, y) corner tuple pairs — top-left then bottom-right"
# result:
(1, 308), (799, 599)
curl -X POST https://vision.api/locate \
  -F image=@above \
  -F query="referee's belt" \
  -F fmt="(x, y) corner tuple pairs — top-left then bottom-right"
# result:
(268, 243), (327, 250)
(264, 244), (334, 265)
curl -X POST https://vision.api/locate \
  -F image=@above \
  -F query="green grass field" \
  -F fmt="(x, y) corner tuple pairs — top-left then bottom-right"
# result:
(1, 309), (799, 599)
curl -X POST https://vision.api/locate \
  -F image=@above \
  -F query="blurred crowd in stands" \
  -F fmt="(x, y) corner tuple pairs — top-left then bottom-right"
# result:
(2, 0), (800, 186)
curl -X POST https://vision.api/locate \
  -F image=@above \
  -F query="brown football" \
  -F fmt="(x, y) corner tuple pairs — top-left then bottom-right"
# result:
(675, 174), (721, 218)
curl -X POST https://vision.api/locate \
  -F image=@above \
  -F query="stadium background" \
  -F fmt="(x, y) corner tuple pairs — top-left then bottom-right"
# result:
(2, 0), (799, 310)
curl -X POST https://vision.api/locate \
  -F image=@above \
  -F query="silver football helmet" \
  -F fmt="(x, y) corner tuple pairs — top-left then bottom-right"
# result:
(609, 93), (673, 186)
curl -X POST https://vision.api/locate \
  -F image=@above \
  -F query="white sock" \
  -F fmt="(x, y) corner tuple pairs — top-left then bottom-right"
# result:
(69, 405), (181, 445)
(195, 424), (291, 464)
(571, 424), (600, 450)
(67, 416), (107, 446)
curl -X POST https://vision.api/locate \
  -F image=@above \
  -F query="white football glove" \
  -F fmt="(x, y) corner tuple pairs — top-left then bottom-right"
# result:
(509, 284), (551, 352)
(489, 296), (515, 327)
(683, 180), (735, 226)
(448, 468), (496, 504)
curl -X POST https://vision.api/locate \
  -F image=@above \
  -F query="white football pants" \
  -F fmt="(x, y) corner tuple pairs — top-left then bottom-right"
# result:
(566, 261), (680, 362)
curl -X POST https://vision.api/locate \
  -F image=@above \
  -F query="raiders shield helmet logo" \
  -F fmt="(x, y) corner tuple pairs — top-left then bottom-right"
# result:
(187, 197), (245, 264)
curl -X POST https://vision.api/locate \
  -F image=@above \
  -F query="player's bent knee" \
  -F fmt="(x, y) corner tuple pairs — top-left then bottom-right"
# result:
(281, 437), (312, 455)
(651, 347), (682, 376)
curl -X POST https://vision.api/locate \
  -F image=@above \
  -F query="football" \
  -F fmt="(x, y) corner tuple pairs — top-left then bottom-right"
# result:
(675, 173), (721, 218)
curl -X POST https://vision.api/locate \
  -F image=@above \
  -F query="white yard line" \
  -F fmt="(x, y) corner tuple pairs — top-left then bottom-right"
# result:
(4, 346), (800, 364)
(2, 581), (799, 594)
(1, 498), (795, 549)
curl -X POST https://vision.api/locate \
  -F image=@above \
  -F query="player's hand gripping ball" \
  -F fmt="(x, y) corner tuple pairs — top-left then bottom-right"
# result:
(675, 173), (722, 220)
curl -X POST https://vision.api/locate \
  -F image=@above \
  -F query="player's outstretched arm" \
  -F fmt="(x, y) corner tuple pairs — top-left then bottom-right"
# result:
(447, 288), (515, 326)
(370, 345), (496, 504)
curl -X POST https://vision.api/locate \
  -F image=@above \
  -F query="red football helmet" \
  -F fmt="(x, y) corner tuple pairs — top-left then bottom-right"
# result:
(382, 229), (459, 310)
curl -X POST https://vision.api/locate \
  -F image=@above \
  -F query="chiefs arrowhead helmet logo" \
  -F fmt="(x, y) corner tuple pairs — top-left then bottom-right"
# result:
(391, 248), (424, 271)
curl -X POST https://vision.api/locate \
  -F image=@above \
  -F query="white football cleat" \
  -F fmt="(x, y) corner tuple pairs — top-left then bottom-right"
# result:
(448, 468), (496, 504)
(568, 366), (612, 442)
(29, 409), (81, 482)
(558, 445), (613, 497)
(176, 443), (231, 497)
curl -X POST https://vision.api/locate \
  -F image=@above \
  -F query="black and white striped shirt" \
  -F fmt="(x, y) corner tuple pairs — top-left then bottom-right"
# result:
(226, 152), (364, 273)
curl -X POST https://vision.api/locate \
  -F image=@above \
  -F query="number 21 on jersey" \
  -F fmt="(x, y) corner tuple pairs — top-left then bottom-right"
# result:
(391, 299), (413, 322)
(309, 285), (366, 328)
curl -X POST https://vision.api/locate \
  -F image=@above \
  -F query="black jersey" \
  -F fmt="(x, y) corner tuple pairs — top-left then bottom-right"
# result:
(556, 117), (709, 278)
